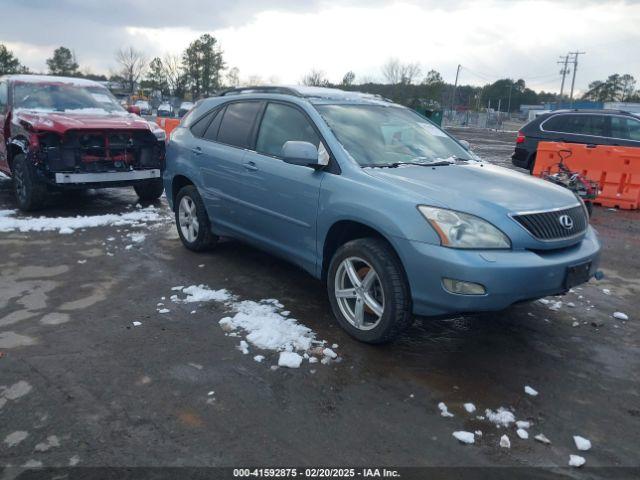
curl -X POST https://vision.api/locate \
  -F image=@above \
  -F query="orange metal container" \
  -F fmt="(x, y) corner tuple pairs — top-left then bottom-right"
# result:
(533, 141), (640, 210)
(155, 117), (180, 137)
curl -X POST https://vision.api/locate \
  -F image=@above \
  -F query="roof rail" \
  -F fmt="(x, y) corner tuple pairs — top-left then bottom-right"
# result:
(218, 86), (302, 97)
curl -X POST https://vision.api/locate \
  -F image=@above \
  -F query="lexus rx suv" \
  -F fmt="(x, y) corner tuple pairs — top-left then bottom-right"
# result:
(165, 86), (601, 343)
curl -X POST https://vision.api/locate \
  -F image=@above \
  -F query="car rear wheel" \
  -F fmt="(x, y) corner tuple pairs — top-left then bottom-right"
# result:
(175, 185), (218, 251)
(12, 154), (47, 211)
(327, 238), (412, 344)
(134, 178), (164, 201)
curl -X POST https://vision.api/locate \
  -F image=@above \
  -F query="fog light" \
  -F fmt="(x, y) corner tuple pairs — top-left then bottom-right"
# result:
(443, 278), (486, 295)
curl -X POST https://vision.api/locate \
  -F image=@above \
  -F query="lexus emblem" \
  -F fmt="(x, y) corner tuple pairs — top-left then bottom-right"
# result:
(558, 214), (574, 230)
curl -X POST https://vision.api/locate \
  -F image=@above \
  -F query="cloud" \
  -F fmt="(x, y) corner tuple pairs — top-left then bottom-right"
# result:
(1, 0), (639, 92)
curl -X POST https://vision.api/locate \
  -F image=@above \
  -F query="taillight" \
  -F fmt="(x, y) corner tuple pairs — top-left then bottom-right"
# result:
(516, 132), (526, 144)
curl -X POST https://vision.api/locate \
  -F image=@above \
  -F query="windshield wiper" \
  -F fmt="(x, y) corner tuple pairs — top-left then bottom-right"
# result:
(366, 161), (454, 168)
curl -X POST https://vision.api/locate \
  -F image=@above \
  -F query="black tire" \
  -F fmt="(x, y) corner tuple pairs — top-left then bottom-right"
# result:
(327, 237), (412, 344)
(174, 185), (218, 252)
(12, 154), (47, 211)
(134, 178), (164, 201)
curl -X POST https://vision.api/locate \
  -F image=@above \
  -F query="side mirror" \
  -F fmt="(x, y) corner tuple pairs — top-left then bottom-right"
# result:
(127, 105), (141, 116)
(281, 141), (328, 168)
(459, 139), (471, 150)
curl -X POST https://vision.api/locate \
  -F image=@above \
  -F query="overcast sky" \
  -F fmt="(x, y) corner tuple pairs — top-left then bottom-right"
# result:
(2, 0), (639, 93)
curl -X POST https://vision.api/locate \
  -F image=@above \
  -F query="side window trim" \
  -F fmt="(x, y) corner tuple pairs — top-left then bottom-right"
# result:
(190, 107), (220, 138)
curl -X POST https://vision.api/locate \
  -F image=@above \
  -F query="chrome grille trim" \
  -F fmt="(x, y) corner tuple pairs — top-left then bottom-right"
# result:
(511, 204), (588, 241)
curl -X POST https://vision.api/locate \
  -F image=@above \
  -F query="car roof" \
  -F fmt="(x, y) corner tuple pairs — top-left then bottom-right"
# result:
(0, 74), (105, 88)
(542, 108), (635, 116)
(218, 85), (393, 105)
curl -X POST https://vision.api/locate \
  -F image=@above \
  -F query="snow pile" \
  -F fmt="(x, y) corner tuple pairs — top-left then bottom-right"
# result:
(573, 435), (591, 451)
(499, 435), (511, 448)
(127, 232), (146, 243)
(0, 207), (164, 234)
(524, 385), (539, 396)
(569, 455), (586, 467)
(485, 407), (516, 427)
(438, 402), (454, 418)
(175, 285), (232, 304)
(452, 431), (474, 444)
(613, 312), (629, 321)
(464, 403), (476, 413)
(516, 420), (530, 429)
(516, 428), (529, 439)
(534, 433), (551, 444)
(221, 300), (317, 352)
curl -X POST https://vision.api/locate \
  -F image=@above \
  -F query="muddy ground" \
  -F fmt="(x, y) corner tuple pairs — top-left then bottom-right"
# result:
(0, 129), (638, 477)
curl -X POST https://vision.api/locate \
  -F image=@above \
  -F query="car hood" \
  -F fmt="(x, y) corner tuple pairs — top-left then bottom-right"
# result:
(13, 110), (154, 133)
(364, 162), (580, 215)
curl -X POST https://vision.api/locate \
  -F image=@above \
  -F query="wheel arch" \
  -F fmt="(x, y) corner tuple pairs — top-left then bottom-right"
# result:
(171, 174), (195, 207)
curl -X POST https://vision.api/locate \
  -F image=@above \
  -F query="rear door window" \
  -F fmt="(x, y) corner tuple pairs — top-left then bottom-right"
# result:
(543, 114), (606, 137)
(611, 116), (640, 141)
(256, 103), (321, 157)
(0, 82), (7, 113)
(217, 101), (262, 149)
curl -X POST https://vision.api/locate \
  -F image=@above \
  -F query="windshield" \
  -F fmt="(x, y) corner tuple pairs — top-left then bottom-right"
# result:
(315, 104), (473, 166)
(13, 82), (126, 114)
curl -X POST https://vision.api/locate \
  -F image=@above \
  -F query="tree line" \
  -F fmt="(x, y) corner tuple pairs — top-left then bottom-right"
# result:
(1, 40), (639, 110)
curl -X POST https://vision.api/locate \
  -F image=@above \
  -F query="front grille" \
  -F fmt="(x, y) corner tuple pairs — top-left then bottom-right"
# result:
(513, 205), (587, 241)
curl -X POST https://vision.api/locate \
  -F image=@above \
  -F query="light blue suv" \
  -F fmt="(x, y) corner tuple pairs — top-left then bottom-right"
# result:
(164, 86), (601, 343)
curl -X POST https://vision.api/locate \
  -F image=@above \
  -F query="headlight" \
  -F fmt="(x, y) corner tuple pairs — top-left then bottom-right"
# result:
(418, 206), (510, 249)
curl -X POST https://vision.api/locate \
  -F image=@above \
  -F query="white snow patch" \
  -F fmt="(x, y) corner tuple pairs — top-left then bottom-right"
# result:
(516, 420), (531, 429)
(175, 285), (232, 303)
(524, 385), (538, 396)
(323, 348), (338, 359)
(602, 288), (611, 295)
(485, 407), (515, 427)
(4, 431), (28, 447)
(0, 207), (164, 234)
(278, 351), (303, 368)
(452, 431), (474, 444)
(464, 403), (476, 413)
(438, 402), (454, 417)
(534, 433), (551, 444)
(238, 340), (249, 354)
(157, 308), (170, 314)
(569, 455), (586, 467)
(613, 312), (629, 321)
(253, 355), (265, 363)
(132, 321), (142, 327)
(516, 428), (529, 439)
(500, 435), (511, 448)
(127, 232), (146, 243)
(573, 435), (592, 451)
(308, 357), (318, 364)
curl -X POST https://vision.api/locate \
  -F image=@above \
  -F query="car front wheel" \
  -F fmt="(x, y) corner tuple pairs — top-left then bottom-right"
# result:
(327, 238), (412, 343)
(174, 185), (218, 251)
(12, 154), (47, 211)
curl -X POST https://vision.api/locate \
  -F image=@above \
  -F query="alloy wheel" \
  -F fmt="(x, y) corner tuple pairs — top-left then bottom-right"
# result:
(334, 256), (385, 330)
(178, 195), (199, 243)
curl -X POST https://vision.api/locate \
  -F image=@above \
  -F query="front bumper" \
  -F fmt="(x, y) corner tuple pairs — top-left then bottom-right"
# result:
(54, 169), (161, 184)
(394, 226), (601, 317)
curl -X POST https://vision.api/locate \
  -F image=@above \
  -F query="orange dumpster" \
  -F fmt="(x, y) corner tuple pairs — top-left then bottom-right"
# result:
(533, 141), (640, 210)
(155, 117), (180, 138)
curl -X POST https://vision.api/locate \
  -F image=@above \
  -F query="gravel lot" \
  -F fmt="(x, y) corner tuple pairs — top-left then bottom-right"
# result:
(0, 129), (639, 476)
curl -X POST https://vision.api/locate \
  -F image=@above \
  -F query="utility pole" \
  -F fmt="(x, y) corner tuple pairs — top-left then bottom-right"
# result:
(568, 51), (586, 107)
(450, 64), (461, 118)
(506, 81), (513, 117)
(558, 55), (570, 108)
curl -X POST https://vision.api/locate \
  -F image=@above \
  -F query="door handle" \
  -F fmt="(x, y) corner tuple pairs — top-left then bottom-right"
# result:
(243, 161), (258, 171)
(192, 146), (203, 155)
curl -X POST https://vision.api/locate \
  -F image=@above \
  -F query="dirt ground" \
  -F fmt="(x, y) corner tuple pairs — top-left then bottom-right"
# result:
(0, 129), (639, 477)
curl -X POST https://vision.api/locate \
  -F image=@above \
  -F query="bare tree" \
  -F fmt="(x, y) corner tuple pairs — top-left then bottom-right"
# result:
(381, 58), (401, 84)
(381, 58), (421, 85)
(115, 46), (147, 94)
(301, 69), (329, 87)
(162, 54), (185, 97)
(225, 67), (240, 87)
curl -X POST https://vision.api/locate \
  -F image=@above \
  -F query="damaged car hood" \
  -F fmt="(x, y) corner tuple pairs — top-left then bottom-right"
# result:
(13, 110), (154, 133)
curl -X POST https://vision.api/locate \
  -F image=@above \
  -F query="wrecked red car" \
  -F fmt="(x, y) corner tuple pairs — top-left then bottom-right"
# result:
(0, 75), (166, 210)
